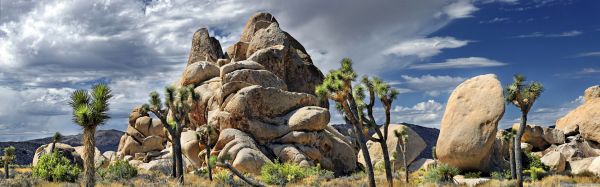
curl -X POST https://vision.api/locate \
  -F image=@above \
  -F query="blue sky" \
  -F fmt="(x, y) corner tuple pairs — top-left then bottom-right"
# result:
(0, 0), (598, 141)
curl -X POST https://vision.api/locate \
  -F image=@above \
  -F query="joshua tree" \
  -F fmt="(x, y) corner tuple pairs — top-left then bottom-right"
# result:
(316, 58), (376, 187)
(502, 130), (516, 179)
(50, 132), (62, 153)
(353, 76), (398, 187)
(2, 146), (16, 179)
(142, 85), (200, 185)
(394, 129), (409, 183)
(69, 84), (112, 187)
(316, 58), (398, 187)
(196, 124), (215, 181)
(505, 74), (543, 187)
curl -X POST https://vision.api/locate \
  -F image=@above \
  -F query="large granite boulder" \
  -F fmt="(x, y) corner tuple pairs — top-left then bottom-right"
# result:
(358, 124), (426, 170)
(556, 85), (600, 141)
(180, 61), (219, 86)
(436, 74), (505, 171)
(541, 150), (566, 173)
(74, 146), (108, 168)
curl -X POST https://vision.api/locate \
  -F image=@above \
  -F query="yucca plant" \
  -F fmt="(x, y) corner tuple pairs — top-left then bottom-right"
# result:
(505, 74), (543, 187)
(316, 58), (399, 187)
(394, 129), (409, 183)
(50, 132), (62, 153)
(2, 146), (16, 179)
(69, 84), (112, 187)
(142, 85), (200, 185)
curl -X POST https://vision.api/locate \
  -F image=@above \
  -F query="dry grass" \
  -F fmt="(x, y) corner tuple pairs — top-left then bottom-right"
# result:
(2, 165), (600, 187)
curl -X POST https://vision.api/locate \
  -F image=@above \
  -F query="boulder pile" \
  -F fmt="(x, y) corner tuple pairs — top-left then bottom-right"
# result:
(112, 12), (356, 175)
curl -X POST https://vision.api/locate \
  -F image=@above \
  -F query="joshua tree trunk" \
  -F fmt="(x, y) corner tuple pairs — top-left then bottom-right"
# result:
(402, 142), (408, 183)
(515, 114), (526, 187)
(216, 162), (264, 187)
(173, 132), (184, 185)
(509, 139), (516, 179)
(50, 141), (56, 153)
(380, 142), (393, 187)
(83, 126), (96, 187)
(354, 124), (376, 187)
(206, 134), (213, 181)
(171, 144), (177, 178)
(4, 160), (8, 179)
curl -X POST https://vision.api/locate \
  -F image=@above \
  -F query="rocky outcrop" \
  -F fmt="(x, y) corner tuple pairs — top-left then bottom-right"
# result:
(358, 124), (426, 170)
(556, 85), (600, 141)
(117, 106), (167, 158)
(512, 124), (565, 150)
(118, 12), (354, 175)
(436, 74), (505, 172)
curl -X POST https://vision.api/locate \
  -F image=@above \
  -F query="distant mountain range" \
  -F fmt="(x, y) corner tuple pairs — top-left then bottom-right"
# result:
(0, 129), (124, 165)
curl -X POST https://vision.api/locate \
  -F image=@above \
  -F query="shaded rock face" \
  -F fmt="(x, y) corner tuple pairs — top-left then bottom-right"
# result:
(556, 85), (600, 142)
(187, 28), (224, 65)
(120, 12), (354, 175)
(436, 74), (505, 172)
(358, 124), (427, 170)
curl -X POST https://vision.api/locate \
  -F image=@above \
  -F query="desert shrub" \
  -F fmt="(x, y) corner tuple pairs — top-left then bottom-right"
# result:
(464, 171), (482, 178)
(524, 166), (544, 181)
(214, 169), (243, 186)
(490, 171), (503, 180)
(260, 161), (332, 185)
(423, 164), (460, 184)
(525, 152), (548, 170)
(98, 160), (138, 181)
(32, 152), (81, 182)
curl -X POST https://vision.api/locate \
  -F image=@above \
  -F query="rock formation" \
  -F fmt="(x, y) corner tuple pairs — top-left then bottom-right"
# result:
(436, 74), (505, 172)
(511, 123), (565, 151)
(115, 12), (355, 175)
(116, 106), (169, 167)
(556, 85), (600, 142)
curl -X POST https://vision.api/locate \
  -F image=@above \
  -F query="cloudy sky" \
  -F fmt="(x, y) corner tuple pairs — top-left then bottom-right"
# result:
(0, 0), (598, 141)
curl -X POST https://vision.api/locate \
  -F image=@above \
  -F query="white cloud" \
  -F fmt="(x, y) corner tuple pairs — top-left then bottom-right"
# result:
(392, 100), (445, 127)
(441, 0), (480, 19)
(410, 57), (507, 70)
(383, 37), (470, 58)
(479, 17), (509, 24)
(513, 30), (583, 38)
(575, 51), (600, 57)
(395, 75), (466, 96)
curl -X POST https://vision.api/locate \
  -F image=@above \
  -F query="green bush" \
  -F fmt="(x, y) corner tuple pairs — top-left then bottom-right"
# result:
(260, 162), (332, 185)
(423, 164), (460, 184)
(464, 171), (481, 178)
(98, 160), (138, 181)
(32, 152), (81, 182)
(490, 171), (504, 180)
(525, 152), (549, 171)
(524, 166), (544, 181)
